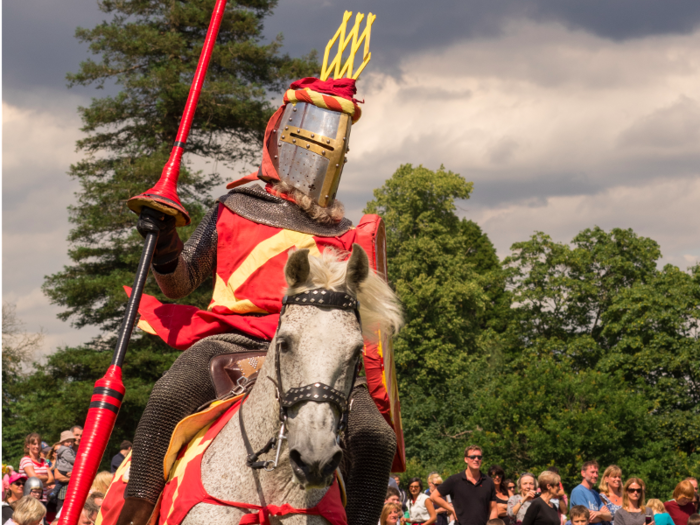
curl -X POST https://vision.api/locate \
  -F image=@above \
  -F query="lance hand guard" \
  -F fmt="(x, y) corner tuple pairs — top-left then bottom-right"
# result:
(127, 0), (229, 226)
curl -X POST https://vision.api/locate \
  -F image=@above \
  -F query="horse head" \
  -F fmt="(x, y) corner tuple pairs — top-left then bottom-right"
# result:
(275, 244), (403, 489)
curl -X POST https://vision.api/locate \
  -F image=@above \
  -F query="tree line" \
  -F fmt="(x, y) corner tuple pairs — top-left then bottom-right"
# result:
(2, 0), (698, 500)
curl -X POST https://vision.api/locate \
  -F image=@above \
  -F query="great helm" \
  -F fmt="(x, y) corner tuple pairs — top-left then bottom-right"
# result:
(269, 79), (362, 207)
(226, 11), (375, 210)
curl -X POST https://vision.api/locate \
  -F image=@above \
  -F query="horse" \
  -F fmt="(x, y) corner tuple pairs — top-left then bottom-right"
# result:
(167, 244), (403, 525)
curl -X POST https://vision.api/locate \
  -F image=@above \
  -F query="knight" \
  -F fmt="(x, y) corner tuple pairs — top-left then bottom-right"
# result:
(117, 13), (402, 525)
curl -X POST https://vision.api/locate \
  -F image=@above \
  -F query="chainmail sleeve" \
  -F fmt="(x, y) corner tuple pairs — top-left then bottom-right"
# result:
(152, 204), (219, 299)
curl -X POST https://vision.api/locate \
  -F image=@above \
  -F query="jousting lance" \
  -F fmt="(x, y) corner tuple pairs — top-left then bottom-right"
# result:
(58, 1), (229, 523)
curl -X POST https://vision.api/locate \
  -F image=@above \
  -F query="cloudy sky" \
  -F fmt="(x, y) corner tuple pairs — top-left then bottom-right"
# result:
(5, 0), (700, 358)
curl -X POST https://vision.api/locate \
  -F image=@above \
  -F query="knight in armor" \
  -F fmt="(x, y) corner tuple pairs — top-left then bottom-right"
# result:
(117, 76), (399, 525)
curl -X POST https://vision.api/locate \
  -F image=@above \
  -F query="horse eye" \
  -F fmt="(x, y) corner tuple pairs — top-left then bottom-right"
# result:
(278, 340), (290, 353)
(354, 344), (364, 358)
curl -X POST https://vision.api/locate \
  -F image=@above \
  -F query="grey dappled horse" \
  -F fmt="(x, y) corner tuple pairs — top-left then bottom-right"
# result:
(180, 245), (403, 525)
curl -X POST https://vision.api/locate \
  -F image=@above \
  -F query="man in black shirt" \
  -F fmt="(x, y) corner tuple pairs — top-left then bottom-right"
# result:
(431, 445), (498, 525)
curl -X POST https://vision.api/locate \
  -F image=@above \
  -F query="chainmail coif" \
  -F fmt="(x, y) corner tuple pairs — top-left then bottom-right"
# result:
(342, 380), (398, 525)
(126, 333), (268, 503)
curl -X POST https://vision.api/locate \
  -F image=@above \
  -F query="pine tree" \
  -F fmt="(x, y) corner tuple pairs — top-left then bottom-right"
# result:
(2, 0), (317, 469)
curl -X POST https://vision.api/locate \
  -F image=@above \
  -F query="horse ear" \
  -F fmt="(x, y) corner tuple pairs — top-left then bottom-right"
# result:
(285, 249), (311, 288)
(346, 244), (369, 293)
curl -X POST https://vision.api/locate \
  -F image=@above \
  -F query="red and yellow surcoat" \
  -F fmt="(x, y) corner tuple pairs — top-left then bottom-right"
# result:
(135, 202), (405, 471)
(136, 204), (367, 346)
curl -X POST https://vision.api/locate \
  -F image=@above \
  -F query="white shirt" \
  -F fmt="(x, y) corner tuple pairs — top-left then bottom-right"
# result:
(408, 493), (432, 523)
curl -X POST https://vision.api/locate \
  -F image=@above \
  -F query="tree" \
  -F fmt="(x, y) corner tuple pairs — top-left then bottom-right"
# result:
(365, 164), (509, 473)
(600, 264), (700, 457)
(2, 303), (44, 378)
(2, 303), (44, 424)
(486, 228), (700, 496)
(3, 0), (317, 469)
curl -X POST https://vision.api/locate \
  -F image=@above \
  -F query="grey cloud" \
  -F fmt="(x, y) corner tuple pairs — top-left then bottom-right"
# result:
(3, 0), (111, 99)
(8, 0), (700, 102)
(488, 137), (519, 164)
(263, 0), (700, 74)
(618, 96), (700, 150)
(529, 1), (700, 41)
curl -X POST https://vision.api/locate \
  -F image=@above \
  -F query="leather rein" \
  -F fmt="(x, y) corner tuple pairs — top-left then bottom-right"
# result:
(239, 288), (362, 471)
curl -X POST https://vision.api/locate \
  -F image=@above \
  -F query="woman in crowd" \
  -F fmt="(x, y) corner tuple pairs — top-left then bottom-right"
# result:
(90, 471), (113, 496)
(521, 471), (561, 525)
(427, 474), (441, 495)
(508, 473), (539, 525)
(613, 478), (653, 525)
(2, 473), (27, 525)
(382, 503), (403, 525)
(489, 465), (511, 522)
(664, 481), (696, 525)
(543, 467), (567, 524)
(4, 496), (45, 525)
(18, 434), (53, 503)
(505, 480), (516, 499)
(647, 499), (674, 525)
(404, 478), (437, 525)
(600, 465), (624, 524)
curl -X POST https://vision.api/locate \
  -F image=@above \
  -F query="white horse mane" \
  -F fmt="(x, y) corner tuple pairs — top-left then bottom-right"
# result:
(286, 248), (404, 340)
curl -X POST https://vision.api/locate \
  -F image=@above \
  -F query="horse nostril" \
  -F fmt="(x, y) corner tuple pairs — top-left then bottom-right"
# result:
(289, 449), (307, 472)
(321, 450), (343, 477)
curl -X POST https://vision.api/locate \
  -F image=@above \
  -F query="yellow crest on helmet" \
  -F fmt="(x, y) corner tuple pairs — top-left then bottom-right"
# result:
(320, 11), (376, 81)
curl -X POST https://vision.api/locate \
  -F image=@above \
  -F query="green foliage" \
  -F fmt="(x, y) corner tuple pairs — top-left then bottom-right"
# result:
(365, 164), (509, 474)
(476, 228), (700, 497)
(2, 336), (179, 471)
(371, 169), (698, 498)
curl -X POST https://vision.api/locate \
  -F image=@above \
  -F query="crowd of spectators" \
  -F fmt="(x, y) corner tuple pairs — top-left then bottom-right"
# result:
(2, 429), (131, 525)
(4, 430), (698, 525)
(385, 447), (699, 525)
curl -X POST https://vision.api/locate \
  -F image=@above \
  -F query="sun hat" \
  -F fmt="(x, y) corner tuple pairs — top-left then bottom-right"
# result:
(55, 430), (76, 445)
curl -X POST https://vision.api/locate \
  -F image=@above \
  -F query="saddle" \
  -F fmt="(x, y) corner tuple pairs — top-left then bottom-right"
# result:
(209, 351), (267, 399)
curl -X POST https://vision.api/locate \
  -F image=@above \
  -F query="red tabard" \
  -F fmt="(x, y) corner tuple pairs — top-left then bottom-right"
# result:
(134, 204), (376, 349)
(158, 399), (347, 525)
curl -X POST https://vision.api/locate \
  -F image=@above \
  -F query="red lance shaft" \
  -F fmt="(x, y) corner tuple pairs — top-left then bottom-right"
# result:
(59, 1), (228, 523)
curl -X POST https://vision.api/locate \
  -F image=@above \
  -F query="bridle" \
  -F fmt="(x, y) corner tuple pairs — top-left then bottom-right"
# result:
(239, 288), (362, 471)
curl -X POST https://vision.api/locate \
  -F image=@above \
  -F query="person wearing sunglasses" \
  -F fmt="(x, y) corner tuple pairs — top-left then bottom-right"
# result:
(431, 446), (499, 525)
(2, 473), (28, 524)
(505, 481), (516, 499)
(488, 466), (511, 524)
(404, 478), (437, 525)
(612, 478), (653, 525)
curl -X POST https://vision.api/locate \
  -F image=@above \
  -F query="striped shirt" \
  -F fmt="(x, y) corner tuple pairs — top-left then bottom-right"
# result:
(19, 456), (50, 500)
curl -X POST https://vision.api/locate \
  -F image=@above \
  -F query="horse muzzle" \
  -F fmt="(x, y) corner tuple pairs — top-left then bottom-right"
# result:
(289, 443), (342, 488)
